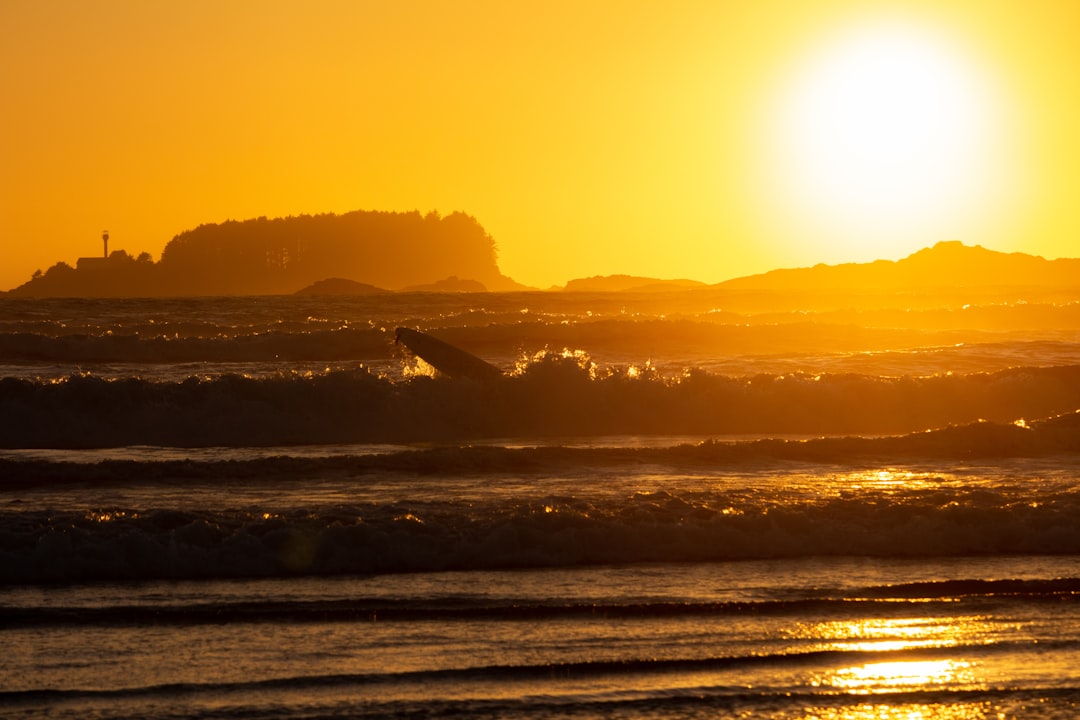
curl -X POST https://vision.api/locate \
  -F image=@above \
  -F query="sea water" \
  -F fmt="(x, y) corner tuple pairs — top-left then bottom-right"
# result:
(1, 291), (1079, 718)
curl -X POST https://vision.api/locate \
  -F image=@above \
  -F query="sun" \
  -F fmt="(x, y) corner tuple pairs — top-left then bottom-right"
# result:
(757, 17), (1015, 263)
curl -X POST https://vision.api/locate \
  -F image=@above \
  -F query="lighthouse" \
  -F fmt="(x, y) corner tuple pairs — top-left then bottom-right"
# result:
(103, 230), (109, 258)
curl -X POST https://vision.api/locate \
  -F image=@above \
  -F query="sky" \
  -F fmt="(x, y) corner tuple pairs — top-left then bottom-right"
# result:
(1, 0), (1078, 291)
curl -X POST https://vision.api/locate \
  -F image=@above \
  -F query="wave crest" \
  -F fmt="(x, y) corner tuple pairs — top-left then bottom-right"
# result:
(3, 365), (1080, 448)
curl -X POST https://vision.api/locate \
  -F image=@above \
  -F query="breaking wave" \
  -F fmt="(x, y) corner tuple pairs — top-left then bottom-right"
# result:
(2, 480), (1079, 584)
(2, 358), (1080, 447)
(3, 423), (1080, 585)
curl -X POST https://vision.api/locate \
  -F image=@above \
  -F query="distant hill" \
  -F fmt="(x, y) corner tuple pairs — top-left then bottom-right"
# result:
(562, 275), (707, 292)
(715, 241), (1080, 292)
(9, 209), (527, 297)
(402, 276), (488, 293)
(293, 278), (388, 296)
(11, 232), (1077, 299)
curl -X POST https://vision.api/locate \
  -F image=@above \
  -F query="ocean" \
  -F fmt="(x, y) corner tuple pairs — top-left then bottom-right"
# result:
(1, 289), (1079, 719)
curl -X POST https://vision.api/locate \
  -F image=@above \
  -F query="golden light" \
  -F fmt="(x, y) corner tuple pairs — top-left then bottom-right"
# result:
(756, 15), (1020, 263)
(824, 659), (973, 693)
(841, 469), (942, 493)
(805, 618), (968, 654)
(805, 704), (996, 720)
(796, 616), (997, 713)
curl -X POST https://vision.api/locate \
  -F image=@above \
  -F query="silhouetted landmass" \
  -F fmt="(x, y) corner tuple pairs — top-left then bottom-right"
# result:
(295, 275), (489, 295)
(715, 241), (1080, 292)
(11, 232), (1080, 300)
(562, 275), (707, 292)
(553, 243), (1080, 296)
(293, 278), (389, 296)
(11, 250), (164, 298)
(9, 210), (525, 297)
(402, 276), (488, 293)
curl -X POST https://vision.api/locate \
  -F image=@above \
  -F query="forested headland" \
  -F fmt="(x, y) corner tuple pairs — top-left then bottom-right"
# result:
(9, 210), (523, 297)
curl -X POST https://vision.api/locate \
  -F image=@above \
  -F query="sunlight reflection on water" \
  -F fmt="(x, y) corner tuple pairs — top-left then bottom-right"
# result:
(804, 701), (998, 720)
(792, 616), (998, 654)
(820, 659), (977, 693)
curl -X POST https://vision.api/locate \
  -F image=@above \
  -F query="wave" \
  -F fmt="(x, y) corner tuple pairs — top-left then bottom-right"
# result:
(6, 578), (1079, 626)
(3, 458), (1078, 584)
(4, 316), (1080, 373)
(3, 409), (1080, 481)
(0, 644), (1050, 689)
(0, 327), (393, 365)
(3, 360), (1080, 448)
(4, 645), (1078, 719)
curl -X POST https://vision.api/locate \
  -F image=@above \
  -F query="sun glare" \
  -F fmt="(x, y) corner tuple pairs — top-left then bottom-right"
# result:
(759, 17), (1016, 263)
(824, 659), (975, 694)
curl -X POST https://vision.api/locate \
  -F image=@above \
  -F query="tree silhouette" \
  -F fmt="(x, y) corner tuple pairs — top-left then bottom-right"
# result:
(12, 209), (514, 297)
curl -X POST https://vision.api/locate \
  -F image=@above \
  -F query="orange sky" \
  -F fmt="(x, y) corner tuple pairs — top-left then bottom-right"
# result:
(1, 0), (1077, 292)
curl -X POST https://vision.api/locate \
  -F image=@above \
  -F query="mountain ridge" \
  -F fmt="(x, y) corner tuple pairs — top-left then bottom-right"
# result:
(709, 241), (1080, 292)
(558, 242), (1079, 293)
(7, 229), (1077, 297)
